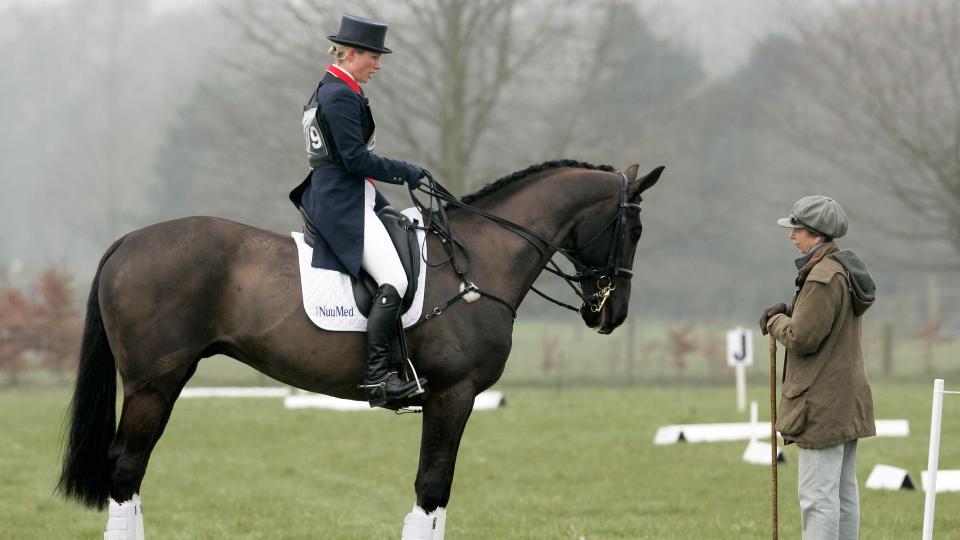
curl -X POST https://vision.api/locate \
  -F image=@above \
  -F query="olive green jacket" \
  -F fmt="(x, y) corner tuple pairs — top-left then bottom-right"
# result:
(767, 253), (876, 449)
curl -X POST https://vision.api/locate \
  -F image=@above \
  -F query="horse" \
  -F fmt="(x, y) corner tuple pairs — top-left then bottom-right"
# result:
(57, 159), (663, 538)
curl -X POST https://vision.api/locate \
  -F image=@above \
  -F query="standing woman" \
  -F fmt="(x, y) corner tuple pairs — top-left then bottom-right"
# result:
(290, 15), (427, 408)
(759, 196), (877, 540)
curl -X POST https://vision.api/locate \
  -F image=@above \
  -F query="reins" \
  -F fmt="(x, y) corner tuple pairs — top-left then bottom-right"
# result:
(407, 169), (638, 320)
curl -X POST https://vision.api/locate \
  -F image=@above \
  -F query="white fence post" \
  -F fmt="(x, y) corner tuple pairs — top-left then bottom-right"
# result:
(736, 363), (746, 413)
(922, 379), (945, 540)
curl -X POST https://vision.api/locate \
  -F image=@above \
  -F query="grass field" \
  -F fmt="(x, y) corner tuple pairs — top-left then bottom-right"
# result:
(2, 381), (959, 539)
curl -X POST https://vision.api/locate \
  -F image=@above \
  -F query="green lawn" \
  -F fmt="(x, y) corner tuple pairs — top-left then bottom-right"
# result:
(1, 382), (958, 539)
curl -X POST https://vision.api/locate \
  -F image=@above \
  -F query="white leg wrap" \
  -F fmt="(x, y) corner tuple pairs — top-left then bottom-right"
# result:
(432, 507), (447, 540)
(401, 505), (446, 540)
(104, 494), (145, 540)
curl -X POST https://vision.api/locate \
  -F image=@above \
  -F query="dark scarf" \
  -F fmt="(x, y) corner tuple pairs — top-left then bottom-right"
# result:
(794, 241), (839, 291)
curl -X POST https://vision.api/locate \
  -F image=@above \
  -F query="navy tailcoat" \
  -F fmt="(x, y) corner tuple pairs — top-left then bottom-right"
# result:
(289, 72), (418, 277)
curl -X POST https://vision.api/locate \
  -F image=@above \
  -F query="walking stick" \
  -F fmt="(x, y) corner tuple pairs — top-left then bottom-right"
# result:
(769, 333), (779, 540)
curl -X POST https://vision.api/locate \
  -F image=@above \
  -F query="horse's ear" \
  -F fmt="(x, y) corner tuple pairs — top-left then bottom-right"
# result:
(624, 163), (640, 182)
(630, 165), (665, 199)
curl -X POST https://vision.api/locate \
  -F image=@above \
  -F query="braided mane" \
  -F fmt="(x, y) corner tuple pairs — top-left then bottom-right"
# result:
(459, 160), (614, 205)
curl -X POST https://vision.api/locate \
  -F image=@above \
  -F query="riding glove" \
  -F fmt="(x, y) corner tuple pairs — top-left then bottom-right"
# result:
(406, 164), (424, 189)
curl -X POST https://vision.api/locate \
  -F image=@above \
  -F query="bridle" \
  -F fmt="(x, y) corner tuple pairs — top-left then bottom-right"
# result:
(556, 171), (640, 313)
(408, 169), (641, 318)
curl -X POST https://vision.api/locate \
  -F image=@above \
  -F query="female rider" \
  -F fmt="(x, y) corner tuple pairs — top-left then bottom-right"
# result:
(289, 15), (426, 408)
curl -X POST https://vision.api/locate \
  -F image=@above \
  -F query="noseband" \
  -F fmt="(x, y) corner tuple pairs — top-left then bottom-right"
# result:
(410, 170), (639, 317)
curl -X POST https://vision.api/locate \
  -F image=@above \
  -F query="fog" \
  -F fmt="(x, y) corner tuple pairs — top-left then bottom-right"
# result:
(2, 0), (958, 332)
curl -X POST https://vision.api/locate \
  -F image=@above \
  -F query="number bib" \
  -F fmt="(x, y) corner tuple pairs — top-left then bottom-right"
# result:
(302, 82), (375, 169)
(303, 95), (331, 168)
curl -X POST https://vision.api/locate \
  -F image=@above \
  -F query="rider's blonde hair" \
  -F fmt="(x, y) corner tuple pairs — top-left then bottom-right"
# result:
(328, 44), (365, 63)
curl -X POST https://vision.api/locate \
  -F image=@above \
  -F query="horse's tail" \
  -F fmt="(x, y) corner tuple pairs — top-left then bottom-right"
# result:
(57, 236), (126, 510)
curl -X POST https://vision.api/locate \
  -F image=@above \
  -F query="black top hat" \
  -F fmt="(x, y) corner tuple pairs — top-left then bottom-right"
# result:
(328, 15), (392, 54)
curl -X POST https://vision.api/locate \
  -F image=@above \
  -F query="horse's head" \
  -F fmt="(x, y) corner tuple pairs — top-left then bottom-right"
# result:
(574, 164), (663, 334)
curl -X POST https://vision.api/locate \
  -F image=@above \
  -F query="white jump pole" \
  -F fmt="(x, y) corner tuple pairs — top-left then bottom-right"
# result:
(922, 379), (945, 540)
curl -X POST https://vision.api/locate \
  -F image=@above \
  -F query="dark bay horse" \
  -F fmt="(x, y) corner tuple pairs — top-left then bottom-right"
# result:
(58, 160), (663, 536)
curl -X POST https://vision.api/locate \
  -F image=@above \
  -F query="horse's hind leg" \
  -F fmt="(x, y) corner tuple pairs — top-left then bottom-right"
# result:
(402, 382), (476, 540)
(105, 352), (200, 539)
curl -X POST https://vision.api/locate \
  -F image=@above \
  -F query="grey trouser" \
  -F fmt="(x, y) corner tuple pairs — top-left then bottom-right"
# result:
(798, 440), (860, 540)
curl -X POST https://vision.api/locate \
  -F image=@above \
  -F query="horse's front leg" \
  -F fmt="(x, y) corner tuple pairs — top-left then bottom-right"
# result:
(402, 381), (475, 540)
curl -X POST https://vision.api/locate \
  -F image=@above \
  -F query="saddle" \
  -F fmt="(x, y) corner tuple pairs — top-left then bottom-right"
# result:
(298, 207), (421, 317)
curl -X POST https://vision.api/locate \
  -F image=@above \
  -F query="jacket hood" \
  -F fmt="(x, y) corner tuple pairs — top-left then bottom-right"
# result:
(830, 250), (875, 315)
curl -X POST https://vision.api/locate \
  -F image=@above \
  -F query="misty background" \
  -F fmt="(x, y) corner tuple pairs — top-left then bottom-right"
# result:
(2, 0), (959, 337)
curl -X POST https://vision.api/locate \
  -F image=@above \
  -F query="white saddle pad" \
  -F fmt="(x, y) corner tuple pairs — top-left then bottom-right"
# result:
(291, 207), (427, 332)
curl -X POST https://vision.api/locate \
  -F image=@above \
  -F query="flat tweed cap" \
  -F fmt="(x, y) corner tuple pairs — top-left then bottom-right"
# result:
(777, 195), (848, 238)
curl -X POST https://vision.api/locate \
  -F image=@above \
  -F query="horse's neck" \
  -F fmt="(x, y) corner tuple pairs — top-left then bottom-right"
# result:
(454, 172), (610, 307)
(485, 173), (607, 239)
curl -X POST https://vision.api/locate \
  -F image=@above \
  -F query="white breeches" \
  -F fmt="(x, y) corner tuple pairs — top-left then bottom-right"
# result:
(361, 182), (408, 298)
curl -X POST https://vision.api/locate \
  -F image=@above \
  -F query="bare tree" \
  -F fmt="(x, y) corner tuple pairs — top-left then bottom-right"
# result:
(774, 1), (960, 266)
(537, 1), (704, 159)
(373, 0), (573, 192)
(220, 0), (571, 195)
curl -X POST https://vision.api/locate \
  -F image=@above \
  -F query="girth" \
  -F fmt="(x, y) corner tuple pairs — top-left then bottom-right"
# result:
(298, 206), (420, 316)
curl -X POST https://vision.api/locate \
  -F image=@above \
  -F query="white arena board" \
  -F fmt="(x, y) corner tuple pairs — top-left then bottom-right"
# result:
(178, 386), (506, 412)
(654, 419), (909, 445)
(865, 464), (915, 491)
(284, 390), (506, 412)
(742, 440), (785, 465)
(180, 387), (292, 398)
(922, 470), (960, 493)
(875, 419), (909, 437)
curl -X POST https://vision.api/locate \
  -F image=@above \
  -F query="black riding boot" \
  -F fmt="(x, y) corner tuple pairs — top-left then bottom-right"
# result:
(360, 284), (426, 407)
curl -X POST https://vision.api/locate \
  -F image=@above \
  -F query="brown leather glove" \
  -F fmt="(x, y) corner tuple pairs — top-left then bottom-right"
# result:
(759, 303), (788, 335)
